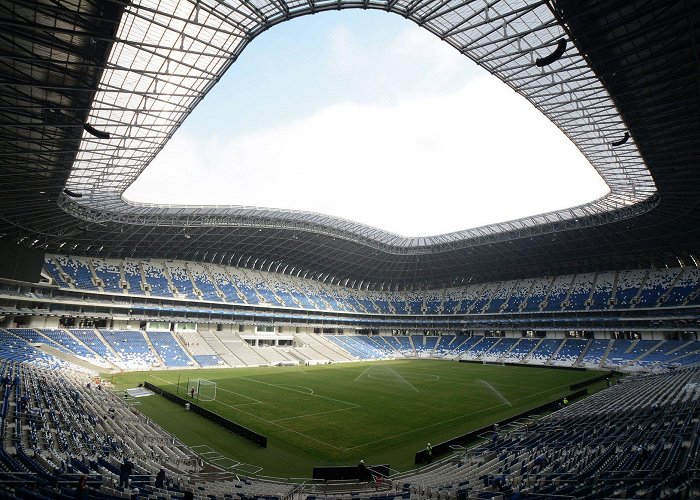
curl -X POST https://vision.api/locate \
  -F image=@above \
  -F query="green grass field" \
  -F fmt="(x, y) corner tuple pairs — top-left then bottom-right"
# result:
(111, 360), (605, 478)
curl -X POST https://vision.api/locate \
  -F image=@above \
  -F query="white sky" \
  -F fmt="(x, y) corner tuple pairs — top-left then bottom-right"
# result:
(124, 11), (609, 238)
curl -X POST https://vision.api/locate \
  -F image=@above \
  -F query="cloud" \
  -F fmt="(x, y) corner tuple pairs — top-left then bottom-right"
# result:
(124, 75), (608, 237)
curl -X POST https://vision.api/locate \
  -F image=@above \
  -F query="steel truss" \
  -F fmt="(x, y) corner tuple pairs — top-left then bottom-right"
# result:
(62, 0), (654, 248)
(1, 0), (699, 289)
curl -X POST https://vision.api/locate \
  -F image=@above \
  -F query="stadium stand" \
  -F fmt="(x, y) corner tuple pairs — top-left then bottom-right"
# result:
(484, 281), (512, 313)
(227, 269), (260, 305)
(122, 260), (146, 295)
(142, 262), (173, 298)
(7, 328), (74, 356)
(523, 277), (552, 312)
(393, 367), (700, 499)
(100, 330), (157, 370)
(1, 0), (699, 496)
(146, 331), (193, 367)
(166, 262), (199, 300)
(42, 257), (69, 288)
(38, 257), (700, 323)
(188, 263), (222, 302)
(614, 270), (647, 309)
(462, 337), (499, 360)
(564, 273), (595, 311)
(0, 331), (69, 369)
(70, 329), (121, 366)
(209, 266), (245, 304)
(527, 339), (562, 364)
(482, 337), (518, 361)
(502, 338), (539, 363)
(549, 338), (586, 365)
(55, 256), (98, 291)
(543, 275), (570, 311)
(2, 346), (698, 499)
(503, 279), (532, 313)
(580, 339), (611, 367)
(91, 258), (123, 293)
(590, 271), (616, 310)
(38, 329), (103, 363)
(244, 269), (283, 307)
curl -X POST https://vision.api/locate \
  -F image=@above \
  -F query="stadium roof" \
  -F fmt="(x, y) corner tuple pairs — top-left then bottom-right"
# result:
(1, 0), (698, 289)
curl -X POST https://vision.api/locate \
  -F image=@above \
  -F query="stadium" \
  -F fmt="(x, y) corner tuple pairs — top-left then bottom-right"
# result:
(1, 0), (699, 498)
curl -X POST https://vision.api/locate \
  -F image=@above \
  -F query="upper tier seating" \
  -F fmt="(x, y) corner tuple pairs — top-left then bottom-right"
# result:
(614, 270), (647, 309)
(166, 262), (199, 300)
(565, 273), (595, 310)
(123, 259), (146, 295)
(142, 262), (173, 298)
(590, 271), (616, 310)
(43, 257), (69, 287)
(56, 255), (98, 291)
(42, 256), (700, 319)
(187, 263), (221, 302)
(485, 281), (514, 313)
(637, 268), (681, 308)
(523, 277), (552, 312)
(543, 275), (571, 311)
(91, 258), (123, 293)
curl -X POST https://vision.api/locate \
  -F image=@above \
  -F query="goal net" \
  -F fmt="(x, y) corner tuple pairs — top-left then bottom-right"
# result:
(187, 378), (216, 402)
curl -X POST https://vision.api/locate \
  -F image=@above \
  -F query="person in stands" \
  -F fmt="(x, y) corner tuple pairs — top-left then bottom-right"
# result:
(74, 474), (87, 499)
(119, 458), (133, 489)
(155, 468), (166, 488)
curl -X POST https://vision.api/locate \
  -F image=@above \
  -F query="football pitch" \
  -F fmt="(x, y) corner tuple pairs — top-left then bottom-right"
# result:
(111, 360), (606, 477)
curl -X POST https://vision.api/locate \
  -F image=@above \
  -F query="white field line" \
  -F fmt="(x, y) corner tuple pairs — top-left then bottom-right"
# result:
(275, 384), (314, 394)
(344, 380), (577, 451)
(240, 377), (360, 408)
(215, 385), (264, 404)
(353, 365), (374, 382)
(385, 366), (419, 392)
(148, 373), (264, 404)
(271, 406), (356, 423)
(148, 373), (348, 450)
(209, 393), (348, 451)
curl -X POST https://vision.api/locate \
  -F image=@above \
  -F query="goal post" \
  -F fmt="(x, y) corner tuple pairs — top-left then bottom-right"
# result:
(187, 378), (216, 402)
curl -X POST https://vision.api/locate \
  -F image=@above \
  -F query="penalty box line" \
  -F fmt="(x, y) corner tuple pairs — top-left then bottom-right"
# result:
(147, 374), (350, 450)
(209, 391), (349, 451)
